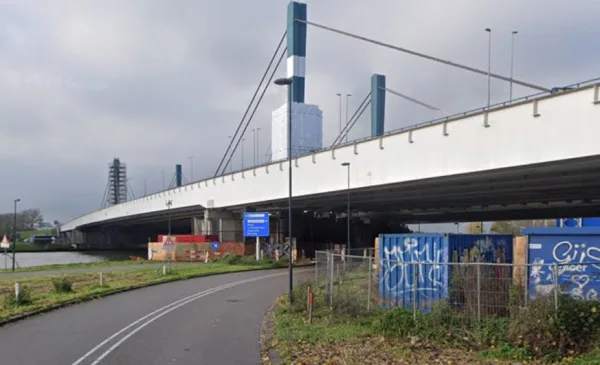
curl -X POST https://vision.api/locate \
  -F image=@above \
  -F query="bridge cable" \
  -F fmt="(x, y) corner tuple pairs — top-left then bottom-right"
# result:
(221, 46), (287, 171)
(331, 92), (371, 147)
(297, 19), (550, 92)
(214, 31), (288, 177)
(382, 87), (450, 115)
(336, 98), (371, 146)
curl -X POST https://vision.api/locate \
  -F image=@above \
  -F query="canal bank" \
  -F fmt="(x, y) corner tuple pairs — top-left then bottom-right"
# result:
(1, 250), (146, 270)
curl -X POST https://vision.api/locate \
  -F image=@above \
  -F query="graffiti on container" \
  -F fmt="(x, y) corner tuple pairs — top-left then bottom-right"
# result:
(530, 240), (600, 301)
(381, 237), (445, 300)
(262, 242), (291, 259)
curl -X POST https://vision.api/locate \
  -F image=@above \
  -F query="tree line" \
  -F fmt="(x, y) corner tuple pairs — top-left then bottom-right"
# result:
(465, 219), (556, 236)
(0, 208), (47, 236)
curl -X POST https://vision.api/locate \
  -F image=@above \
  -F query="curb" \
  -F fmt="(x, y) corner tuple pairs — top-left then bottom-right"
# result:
(0, 264), (313, 328)
(260, 298), (284, 365)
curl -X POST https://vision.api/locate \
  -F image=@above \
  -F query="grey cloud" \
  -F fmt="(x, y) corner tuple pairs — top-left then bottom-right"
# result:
(0, 0), (598, 224)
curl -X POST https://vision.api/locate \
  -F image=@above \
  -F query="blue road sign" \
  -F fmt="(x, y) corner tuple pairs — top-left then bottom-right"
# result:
(243, 212), (270, 237)
(211, 241), (220, 251)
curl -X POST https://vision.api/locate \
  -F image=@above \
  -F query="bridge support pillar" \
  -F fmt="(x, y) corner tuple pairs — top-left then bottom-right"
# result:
(371, 73), (386, 137)
(203, 209), (239, 242)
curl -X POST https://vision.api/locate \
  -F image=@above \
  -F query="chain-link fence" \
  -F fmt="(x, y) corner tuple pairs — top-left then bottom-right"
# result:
(313, 250), (600, 322)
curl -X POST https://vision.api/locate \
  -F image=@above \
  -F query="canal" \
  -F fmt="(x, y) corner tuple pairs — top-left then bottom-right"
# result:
(2, 250), (146, 269)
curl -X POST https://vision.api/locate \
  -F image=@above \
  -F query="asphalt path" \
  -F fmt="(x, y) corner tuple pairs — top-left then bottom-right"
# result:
(0, 267), (313, 365)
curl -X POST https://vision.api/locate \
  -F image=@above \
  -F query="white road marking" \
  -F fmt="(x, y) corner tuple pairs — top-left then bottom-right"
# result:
(71, 269), (310, 365)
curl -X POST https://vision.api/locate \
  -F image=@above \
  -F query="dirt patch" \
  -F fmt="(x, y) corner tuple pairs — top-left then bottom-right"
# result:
(273, 336), (538, 365)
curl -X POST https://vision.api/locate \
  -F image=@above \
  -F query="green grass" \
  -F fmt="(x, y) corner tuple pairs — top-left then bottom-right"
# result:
(12, 242), (74, 252)
(18, 229), (56, 240)
(1, 260), (289, 321)
(0, 259), (153, 274)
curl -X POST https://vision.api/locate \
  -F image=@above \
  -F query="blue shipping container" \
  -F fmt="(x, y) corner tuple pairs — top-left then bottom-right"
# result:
(523, 228), (600, 302)
(556, 218), (600, 228)
(378, 233), (513, 311)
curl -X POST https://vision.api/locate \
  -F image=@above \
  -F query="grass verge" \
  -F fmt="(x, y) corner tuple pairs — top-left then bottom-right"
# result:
(0, 259), (153, 274)
(1, 257), (296, 323)
(269, 281), (600, 365)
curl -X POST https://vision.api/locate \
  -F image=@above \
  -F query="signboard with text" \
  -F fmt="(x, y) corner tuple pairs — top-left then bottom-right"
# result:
(243, 212), (270, 237)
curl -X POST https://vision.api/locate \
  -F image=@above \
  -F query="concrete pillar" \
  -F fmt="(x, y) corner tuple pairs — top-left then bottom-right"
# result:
(204, 209), (237, 242)
(371, 74), (386, 137)
(191, 217), (203, 235)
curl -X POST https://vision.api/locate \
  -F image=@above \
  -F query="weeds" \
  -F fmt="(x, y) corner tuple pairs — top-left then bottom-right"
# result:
(52, 277), (73, 293)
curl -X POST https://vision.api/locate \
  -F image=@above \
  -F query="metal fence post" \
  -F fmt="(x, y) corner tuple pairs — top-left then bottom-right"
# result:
(315, 252), (319, 288)
(412, 262), (418, 321)
(553, 263), (559, 310)
(367, 256), (373, 311)
(477, 262), (481, 323)
(523, 263), (529, 308)
(329, 251), (334, 308)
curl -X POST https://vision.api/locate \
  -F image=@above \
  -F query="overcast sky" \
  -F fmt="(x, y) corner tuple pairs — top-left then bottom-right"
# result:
(1, 0), (599, 224)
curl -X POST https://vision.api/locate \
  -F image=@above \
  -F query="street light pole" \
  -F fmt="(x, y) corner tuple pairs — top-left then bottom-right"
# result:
(12, 198), (20, 271)
(252, 129), (256, 166)
(485, 28), (492, 110)
(345, 94), (352, 143)
(188, 155), (195, 181)
(337, 93), (342, 137)
(509, 30), (518, 101)
(241, 138), (245, 169)
(256, 127), (261, 165)
(341, 162), (351, 253)
(274, 76), (294, 304)
(227, 136), (233, 173)
(166, 200), (173, 237)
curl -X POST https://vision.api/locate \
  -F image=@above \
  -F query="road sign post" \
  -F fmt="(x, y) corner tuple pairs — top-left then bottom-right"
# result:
(162, 236), (175, 273)
(1, 235), (9, 270)
(243, 212), (270, 262)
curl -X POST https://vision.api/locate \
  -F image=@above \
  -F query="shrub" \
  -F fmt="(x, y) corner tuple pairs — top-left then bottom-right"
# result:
(372, 308), (415, 337)
(221, 254), (242, 265)
(509, 295), (600, 358)
(52, 277), (73, 293)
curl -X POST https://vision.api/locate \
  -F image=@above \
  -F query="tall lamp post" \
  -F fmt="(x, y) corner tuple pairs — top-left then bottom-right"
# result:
(509, 30), (518, 101)
(188, 155), (195, 182)
(345, 94), (352, 143)
(341, 162), (351, 253)
(12, 198), (20, 271)
(485, 28), (492, 110)
(256, 127), (261, 165)
(274, 76), (294, 303)
(337, 93), (342, 137)
(241, 138), (245, 169)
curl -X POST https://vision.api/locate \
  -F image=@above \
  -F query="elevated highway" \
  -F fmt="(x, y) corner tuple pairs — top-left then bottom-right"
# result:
(60, 81), (600, 240)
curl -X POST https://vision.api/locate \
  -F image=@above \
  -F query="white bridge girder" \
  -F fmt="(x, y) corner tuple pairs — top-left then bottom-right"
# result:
(61, 82), (600, 231)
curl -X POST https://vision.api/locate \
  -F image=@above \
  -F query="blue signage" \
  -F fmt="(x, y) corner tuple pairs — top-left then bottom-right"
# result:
(243, 212), (270, 237)
(210, 241), (220, 251)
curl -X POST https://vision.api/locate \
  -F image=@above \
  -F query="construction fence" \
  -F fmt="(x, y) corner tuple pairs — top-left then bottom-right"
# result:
(313, 251), (600, 321)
